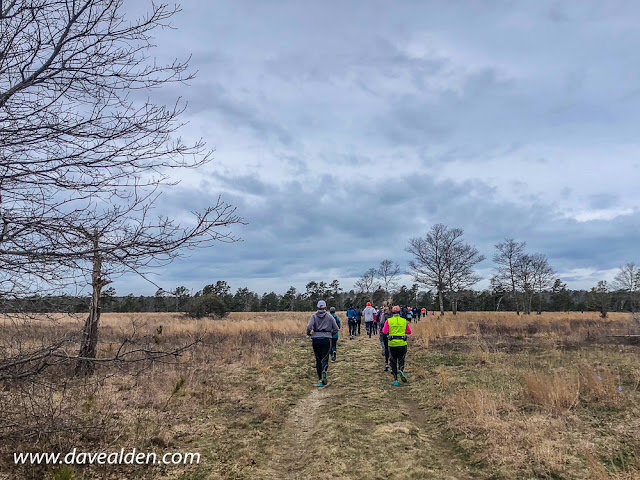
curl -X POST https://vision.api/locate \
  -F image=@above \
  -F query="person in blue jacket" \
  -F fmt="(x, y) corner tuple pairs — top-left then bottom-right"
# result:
(354, 306), (363, 335)
(346, 305), (357, 340)
(329, 307), (341, 361)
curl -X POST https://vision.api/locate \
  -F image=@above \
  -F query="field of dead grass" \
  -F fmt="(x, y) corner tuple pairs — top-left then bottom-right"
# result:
(1, 310), (639, 479)
(0, 311), (316, 479)
(409, 311), (640, 479)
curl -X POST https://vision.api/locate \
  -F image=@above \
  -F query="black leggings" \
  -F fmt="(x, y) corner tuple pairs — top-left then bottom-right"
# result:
(312, 338), (331, 380)
(389, 345), (407, 380)
(380, 334), (389, 365)
(331, 337), (337, 354)
(348, 320), (357, 336)
(356, 319), (361, 334)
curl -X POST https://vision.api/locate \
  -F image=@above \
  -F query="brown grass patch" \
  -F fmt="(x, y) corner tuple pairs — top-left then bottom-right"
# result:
(524, 372), (580, 415)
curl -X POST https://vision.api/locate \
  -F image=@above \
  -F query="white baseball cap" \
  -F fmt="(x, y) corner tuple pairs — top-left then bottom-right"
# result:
(317, 300), (326, 308)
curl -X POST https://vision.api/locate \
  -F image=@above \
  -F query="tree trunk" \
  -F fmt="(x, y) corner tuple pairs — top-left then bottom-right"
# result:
(76, 233), (110, 376)
(537, 290), (543, 314)
(438, 290), (445, 316)
(452, 295), (458, 315)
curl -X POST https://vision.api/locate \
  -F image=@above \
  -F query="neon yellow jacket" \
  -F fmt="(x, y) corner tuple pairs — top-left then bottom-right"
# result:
(384, 315), (409, 347)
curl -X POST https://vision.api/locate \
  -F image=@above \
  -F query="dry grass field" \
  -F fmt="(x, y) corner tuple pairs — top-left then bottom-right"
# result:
(1, 311), (639, 479)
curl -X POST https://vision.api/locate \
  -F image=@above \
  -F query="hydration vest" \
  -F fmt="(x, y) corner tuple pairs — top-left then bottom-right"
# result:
(387, 315), (408, 347)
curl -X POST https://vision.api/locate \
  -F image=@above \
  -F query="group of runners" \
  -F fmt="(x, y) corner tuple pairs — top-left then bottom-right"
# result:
(306, 300), (428, 387)
(344, 303), (426, 339)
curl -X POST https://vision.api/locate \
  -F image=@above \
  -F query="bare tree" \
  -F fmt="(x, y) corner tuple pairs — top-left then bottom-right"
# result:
(445, 242), (485, 315)
(0, 0), (244, 376)
(513, 254), (536, 314)
(493, 238), (526, 314)
(612, 263), (640, 313)
(0, 1), (215, 296)
(531, 253), (555, 314)
(407, 224), (450, 315)
(407, 224), (482, 315)
(354, 268), (378, 300)
(376, 259), (400, 297)
(490, 275), (508, 311)
(65, 197), (242, 375)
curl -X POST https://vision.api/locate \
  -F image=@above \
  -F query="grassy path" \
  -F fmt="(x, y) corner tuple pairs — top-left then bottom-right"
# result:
(260, 333), (479, 480)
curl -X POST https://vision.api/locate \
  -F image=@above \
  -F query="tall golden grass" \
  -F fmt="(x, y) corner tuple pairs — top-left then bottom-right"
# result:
(2, 310), (639, 479)
(411, 311), (634, 346)
(524, 372), (581, 415)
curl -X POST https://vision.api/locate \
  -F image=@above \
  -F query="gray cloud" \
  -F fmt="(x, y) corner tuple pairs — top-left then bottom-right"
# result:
(111, 0), (640, 295)
(588, 193), (618, 209)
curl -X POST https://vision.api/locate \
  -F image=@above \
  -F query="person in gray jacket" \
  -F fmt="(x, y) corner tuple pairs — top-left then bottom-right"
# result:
(363, 302), (376, 338)
(306, 300), (339, 386)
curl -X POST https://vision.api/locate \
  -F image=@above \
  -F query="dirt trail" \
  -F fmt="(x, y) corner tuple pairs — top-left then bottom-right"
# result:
(263, 333), (479, 480)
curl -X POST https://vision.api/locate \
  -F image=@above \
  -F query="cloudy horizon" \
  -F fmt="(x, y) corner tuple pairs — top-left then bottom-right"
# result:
(109, 0), (640, 297)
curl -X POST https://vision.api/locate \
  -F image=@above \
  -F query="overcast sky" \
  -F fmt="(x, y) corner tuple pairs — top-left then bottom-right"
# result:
(115, 0), (640, 296)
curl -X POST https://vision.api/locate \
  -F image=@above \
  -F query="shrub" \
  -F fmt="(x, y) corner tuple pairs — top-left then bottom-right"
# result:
(524, 372), (580, 415)
(186, 294), (228, 319)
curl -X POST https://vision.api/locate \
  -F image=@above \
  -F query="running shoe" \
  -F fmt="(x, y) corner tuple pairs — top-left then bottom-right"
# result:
(331, 352), (336, 361)
(318, 381), (323, 387)
(384, 365), (389, 372)
(322, 371), (328, 386)
(393, 381), (399, 386)
(399, 371), (407, 383)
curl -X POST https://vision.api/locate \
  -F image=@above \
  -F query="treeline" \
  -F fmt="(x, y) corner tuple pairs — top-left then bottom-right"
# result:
(5, 226), (638, 317)
(5, 278), (637, 315)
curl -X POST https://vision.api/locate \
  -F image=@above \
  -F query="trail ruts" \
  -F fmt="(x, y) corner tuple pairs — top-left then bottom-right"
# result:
(263, 335), (479, 480)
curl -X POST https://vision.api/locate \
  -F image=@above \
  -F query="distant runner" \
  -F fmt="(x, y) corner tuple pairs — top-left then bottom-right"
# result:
(381, 305), (412, 386)
(379, 303), (391, 372)
(346, 305), (357, 340)
(329, 306), (341, 361)
(355, 306), (363, 335)
(363, 302), (376, 338)
(372, 306), (380, 335)
(306, 300), (339, 386)
(421, 307), (427, 320)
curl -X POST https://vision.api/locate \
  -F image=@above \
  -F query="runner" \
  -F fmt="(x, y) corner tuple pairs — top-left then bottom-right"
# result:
(306, 300), (339, 386)
(354, 306), (363, 335)
(363, 302), (376, 338)
(372, 306), (380, 335)
(346, 305), (356, 340)
(379, 302), (391, 372)
(406, 306), (413, 323)
(421, 307), (427, 320)
(329, 306), (341, 361)
(412, 306), (419, 322)
(381, 305), (412, 386)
